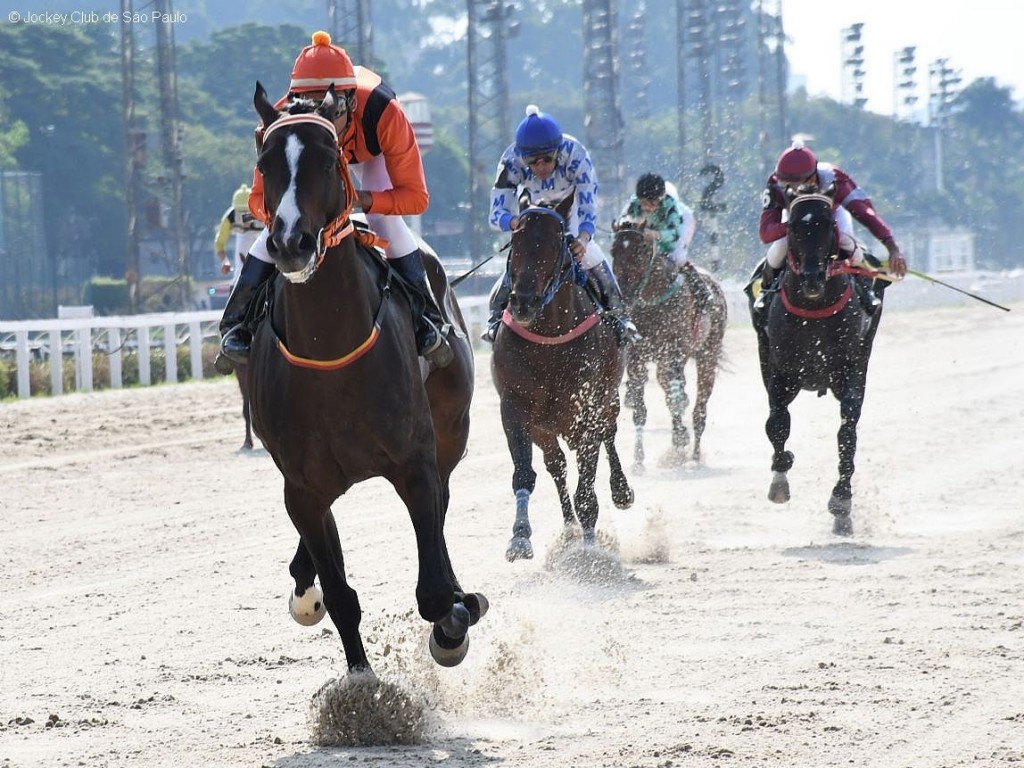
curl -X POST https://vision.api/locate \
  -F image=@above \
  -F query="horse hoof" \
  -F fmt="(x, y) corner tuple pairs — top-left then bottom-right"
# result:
(582, 528), (597, 546)
(832, 513), (854, 536)
(768, 472), (790, 503)
(461, 593), (489, 625)
(506, 536), (534, 561)
(612, 486), (635, 510)
(632, 461), (646, 476)
(289, 585), (326, 626)
(429, 625), (469, 667)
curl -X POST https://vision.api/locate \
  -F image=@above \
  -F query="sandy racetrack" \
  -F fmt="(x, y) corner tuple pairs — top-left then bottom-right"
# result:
(1, 302), (1022, 767)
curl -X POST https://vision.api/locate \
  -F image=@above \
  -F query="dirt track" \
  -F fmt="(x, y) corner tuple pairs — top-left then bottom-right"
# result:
(1, 302), (1022, 767)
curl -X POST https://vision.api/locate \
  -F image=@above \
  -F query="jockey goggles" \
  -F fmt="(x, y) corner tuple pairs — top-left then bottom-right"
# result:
(525, 153), (556, 167)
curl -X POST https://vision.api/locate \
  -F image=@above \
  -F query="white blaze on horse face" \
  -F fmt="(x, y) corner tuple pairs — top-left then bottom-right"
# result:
(274, 134), (305, 241)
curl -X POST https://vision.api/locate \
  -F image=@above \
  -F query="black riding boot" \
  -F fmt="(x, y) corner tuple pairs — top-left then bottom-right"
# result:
(481, 272), (511, 343)
(391, 249), (454, 368)
(215, 257), (276, 373)
(586, 262), (640, 346)
(751, 262), (777, 317)
(854, 275), (882, 315)
(680, 261), (715, 312)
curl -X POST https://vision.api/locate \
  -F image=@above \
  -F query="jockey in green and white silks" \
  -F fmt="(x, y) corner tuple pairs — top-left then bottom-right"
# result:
(617, 178), (696, 269)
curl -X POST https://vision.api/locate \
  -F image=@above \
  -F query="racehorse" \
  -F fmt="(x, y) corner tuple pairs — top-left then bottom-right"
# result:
(246, 82), (486, 674)
(491, 193), (634, 561)
(748, 191), (884, 536)
(610, 222), (727, 471)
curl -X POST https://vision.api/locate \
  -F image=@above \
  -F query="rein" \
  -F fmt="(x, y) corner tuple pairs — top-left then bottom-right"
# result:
(628, 236), (683, 308)
(781, 251), (878, 319)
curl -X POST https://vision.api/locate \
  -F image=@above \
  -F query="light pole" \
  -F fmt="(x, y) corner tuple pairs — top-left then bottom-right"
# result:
(892, 46), (918, 122)
(841, 23), (867, 110)
(929, 57), (961, 192)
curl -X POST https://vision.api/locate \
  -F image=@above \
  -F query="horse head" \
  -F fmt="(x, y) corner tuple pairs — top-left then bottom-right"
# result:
(786, 192), (837, 301)
(253, 81), (350, 283)
(506, 192), (576, 327)
(610, 220), (655, 305)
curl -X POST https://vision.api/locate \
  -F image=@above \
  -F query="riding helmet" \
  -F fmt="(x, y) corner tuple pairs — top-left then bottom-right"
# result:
(289, 31), (357, 94)
(775, 142), (818, 183)
(515, 105), (563, 157)
(636, 173), (666, 200)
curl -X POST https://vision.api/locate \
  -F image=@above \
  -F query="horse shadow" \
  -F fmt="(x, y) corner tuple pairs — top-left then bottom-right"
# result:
(782, 542), (914, 566)
(272, 737), (503, 766)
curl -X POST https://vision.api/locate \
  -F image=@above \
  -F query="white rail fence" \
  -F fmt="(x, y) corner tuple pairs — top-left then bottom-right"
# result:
(3, 270), (1021, 400)
(0, 298), (492, 400)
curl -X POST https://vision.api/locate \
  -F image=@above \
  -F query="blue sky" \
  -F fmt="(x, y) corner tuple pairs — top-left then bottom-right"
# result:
(783, 0), (1024, 114)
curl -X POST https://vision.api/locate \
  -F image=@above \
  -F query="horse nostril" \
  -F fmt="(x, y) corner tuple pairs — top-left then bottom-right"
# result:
(297, 232), (317, 254)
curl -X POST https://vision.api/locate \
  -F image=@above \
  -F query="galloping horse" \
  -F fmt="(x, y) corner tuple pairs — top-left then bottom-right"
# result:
(610, 223), (727, 470)
(246, 83), (486, 674)
(749, 191), (884, 536)
(491, 194), (634, 561)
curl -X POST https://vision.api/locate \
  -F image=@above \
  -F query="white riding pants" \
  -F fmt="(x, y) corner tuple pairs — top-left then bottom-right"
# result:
(765, 205), (861, 269)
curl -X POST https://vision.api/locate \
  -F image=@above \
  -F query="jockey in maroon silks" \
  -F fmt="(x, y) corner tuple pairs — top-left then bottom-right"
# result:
(754, 141), (908, 316)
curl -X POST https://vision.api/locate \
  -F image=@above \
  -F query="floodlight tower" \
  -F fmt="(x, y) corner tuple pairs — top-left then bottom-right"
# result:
(582, 0), (626, 213)
(467, 0), (515, 259)
(893, 46), (919, 121)
(841, 22), (868, 109)
(928, 57), (961, 191)
(326, 0), (373, 64)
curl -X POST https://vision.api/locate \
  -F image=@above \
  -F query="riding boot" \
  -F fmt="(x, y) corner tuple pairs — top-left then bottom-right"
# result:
(679, 261), (715, 313)
(586, 262), (641, 346)
(390, 249), (455, 368)
(215, 256), (276, 373)
(752, 263), (777, 316)
(480, 272), (511, 343)
(854, 276), (882, 315)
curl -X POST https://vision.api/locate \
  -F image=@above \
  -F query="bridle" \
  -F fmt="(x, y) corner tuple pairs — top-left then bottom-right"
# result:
(613, 227), (682, 308)
(508, 206), (583, 311)
(259, 112), (356, 278)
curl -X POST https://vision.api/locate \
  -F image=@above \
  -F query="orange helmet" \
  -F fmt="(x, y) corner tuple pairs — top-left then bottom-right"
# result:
(775, 142), (818, 183)
(289, 31), (356, 94)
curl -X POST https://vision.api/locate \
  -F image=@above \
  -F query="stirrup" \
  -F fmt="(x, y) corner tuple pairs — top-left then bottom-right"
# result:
(219, 325), (252, 365)
(480, 321), (499, 343)
(420, 321), (454, 367)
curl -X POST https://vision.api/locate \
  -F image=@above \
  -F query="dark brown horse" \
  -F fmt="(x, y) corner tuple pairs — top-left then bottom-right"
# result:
(246, 83), (486, 675)
(748, 192), (884, 536)
(491, 194), (634, 561)
(610, 223), (727, 471)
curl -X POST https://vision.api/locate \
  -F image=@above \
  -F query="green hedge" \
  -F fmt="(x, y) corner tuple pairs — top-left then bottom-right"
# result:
(83, 276), (196, 315)
(0, 343), (229, 399)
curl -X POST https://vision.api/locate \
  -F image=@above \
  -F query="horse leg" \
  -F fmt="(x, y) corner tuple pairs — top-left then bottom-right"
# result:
(766, 377), (799, 503)
(603, 435), (634, 509)
(388, 459), (479, 667)
(235, 364), (253, 451)
(501, 398), (538, 561)
(626, 357), (648, 472)
(829, 387), (866, 536)
(573, 442), (602, 545)
(536, 434), (574, 528)
(690, 350), (718, 463)
(283, 481), (370, 673)
(287, 539), (326, 626)
(655, 357), (689, 467)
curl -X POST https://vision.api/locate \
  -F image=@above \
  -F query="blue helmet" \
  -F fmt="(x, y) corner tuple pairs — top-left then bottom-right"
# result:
(515, 104), (563, 157)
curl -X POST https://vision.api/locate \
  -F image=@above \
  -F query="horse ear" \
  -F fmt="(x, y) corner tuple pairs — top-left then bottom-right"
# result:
(254, 81), (279, 128)
(555, 189), (575, 219)
(318, 85), (337, 121)
(518, 190), (532, 211)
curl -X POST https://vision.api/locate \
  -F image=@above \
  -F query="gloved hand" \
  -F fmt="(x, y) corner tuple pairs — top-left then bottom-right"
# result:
(643, 229), (660, 244)
(569, 232), (590, 260)
(217, 251), (231, 274)
(882, 237), (907, 278)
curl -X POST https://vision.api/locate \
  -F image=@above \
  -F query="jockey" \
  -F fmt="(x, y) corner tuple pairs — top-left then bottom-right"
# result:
(217, 31), (453, 371)
(213, 183), (264, 278)
(481, 104), (638, 345)
(615, 172), (714, 311)
(753, 141), (908, 316)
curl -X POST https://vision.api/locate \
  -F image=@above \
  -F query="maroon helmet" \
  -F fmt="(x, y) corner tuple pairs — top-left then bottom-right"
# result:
(775, 143), (818, 184)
